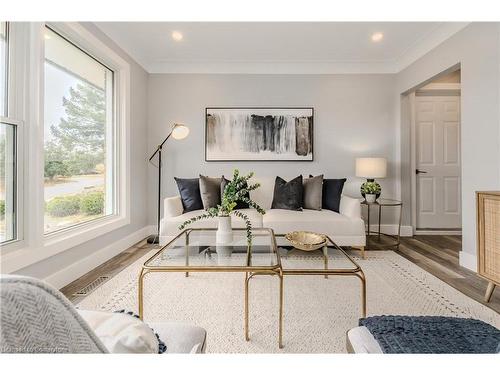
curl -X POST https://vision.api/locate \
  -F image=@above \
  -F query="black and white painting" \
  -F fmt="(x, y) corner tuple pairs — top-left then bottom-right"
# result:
(205, 107), (314, 161)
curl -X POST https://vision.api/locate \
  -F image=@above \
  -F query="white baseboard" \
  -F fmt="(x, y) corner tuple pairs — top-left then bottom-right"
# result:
(45, 225), (154, 290)
(366, 224), (413, 237)
(415, 230), (462, 235)
(459, 251), (477, 272)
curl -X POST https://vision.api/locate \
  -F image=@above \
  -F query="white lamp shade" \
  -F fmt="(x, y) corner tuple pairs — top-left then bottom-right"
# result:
(356, 157), (387, 178)
(171, 123), (189, 140)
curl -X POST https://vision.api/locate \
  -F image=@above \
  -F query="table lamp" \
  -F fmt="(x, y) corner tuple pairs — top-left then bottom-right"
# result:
(355, 157), (387, 201)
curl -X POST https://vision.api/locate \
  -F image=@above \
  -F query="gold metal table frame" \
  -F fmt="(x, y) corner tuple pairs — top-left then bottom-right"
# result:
(138, 228), (366, 349)
(250, 234), (366, 347)
(362, 198), (403, 250)
(138, 228), (283, 346)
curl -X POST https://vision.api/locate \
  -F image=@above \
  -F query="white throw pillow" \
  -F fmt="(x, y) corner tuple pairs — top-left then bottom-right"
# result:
(78, 309), (159, 354)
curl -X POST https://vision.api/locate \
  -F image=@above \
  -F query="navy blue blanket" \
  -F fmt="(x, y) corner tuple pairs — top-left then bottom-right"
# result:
(359, 315), (500, 354)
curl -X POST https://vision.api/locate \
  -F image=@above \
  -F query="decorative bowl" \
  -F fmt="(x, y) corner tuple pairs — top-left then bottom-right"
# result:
(285, 231), (327, 251)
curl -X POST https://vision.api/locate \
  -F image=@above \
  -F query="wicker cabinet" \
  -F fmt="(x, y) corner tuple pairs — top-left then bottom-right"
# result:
(476, 191), (500, 302)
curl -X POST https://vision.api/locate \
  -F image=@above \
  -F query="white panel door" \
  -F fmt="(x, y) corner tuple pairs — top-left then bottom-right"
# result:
(415, 95), (461, 229)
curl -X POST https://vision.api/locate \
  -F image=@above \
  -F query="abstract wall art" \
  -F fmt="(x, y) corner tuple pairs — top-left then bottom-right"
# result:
(205, 107), (314, 161)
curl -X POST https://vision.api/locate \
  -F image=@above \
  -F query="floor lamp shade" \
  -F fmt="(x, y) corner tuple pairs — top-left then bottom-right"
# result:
(171, 123), (189, 140)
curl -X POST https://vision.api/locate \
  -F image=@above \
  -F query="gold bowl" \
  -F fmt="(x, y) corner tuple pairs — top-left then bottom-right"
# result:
(285, 231), (327, 251)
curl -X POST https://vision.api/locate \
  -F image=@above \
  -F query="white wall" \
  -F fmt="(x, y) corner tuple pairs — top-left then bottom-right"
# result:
(14, 23), (500, 287)
(147, 74), (399, 225)
(396, 23), (500, 270)
(14, 23), (150, 287)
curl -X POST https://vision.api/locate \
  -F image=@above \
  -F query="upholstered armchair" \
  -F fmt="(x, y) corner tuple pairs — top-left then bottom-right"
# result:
(0, 275), (206, 353)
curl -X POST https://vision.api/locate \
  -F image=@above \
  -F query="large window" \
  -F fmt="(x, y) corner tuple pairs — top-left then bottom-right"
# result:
(44, 26), (114, 234)
(1, 22), (128, 266)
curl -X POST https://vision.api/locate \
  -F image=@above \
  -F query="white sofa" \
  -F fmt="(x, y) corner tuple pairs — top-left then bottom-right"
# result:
(160, 177), (366, 250)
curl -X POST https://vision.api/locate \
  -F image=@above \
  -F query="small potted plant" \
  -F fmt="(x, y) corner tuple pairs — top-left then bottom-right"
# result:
(179, 169), (265, 247)
(361, 181), (381, 203)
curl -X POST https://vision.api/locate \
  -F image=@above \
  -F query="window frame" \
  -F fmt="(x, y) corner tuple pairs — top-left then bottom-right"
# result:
(0, 22), (130, 272)
(41, 22), (131, 251)
(0, 22), (26, 253)
(0, 117), (21, 246)
(1, 22), (9, 117)
(42, 25), (117, 236)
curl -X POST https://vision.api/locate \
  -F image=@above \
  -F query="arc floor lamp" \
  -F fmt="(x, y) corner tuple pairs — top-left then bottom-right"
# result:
(147, 123), (189, 244)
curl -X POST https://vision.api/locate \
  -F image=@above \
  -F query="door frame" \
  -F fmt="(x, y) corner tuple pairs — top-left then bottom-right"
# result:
(409, 83), (462, 235)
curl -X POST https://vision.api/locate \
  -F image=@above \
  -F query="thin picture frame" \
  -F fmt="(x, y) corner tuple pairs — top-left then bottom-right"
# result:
(205, 107), (314, 162)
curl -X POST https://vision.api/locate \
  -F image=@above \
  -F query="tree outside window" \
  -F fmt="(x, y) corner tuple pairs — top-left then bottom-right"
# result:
(44, 27), (114, 234)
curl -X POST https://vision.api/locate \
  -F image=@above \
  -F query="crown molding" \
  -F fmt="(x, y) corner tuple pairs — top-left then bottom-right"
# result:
(393, 22), (469, 72)
(146, 60), (399, 74)
(96, 22), (470, 75)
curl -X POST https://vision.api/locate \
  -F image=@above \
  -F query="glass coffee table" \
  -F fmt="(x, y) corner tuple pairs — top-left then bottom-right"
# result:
(138, 228), (284, 347)
(139, 228), (366, 349)
(262, 234), (366, 345)
(276, 234), (366, 315)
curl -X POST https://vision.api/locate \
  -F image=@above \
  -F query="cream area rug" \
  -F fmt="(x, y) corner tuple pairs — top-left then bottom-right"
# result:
(77, 250), (500, 353)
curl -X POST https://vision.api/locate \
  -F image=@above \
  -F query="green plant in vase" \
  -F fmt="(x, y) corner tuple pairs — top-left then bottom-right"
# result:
(360, 181), (381, 203)
(179, 169), (265, 245)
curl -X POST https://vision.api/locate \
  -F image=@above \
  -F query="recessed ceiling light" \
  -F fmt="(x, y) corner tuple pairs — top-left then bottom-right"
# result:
(44, 33), (51, 40)
(371, 32), (384, 42)
(171, 31), (183, 41)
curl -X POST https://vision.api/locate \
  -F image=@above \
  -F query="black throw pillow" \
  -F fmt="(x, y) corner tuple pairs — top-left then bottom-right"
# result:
(321, 178), (347, 212)
(271, 175), (303, 211)
(221, 177), (250, 209)
(174, 177), (204, 213)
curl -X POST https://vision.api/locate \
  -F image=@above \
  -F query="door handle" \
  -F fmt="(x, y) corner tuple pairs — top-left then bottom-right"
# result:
(416, 169), (427, 174)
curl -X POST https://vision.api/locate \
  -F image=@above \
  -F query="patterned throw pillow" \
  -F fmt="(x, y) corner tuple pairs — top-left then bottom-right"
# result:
(114, 310), (167, 354)
(77, 309), (166, 354)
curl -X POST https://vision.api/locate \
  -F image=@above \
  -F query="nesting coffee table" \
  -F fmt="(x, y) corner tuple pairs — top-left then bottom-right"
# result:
(138, 228), (366, 349)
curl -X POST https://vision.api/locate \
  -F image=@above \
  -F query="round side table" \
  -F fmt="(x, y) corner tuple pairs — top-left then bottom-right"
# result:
(361, 198), (403, 250)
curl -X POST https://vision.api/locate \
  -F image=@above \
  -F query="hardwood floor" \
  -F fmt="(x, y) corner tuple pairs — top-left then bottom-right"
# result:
(60, 239), (154, 304)
(367, 234), (500, 313)
(61, 234), (500, 314)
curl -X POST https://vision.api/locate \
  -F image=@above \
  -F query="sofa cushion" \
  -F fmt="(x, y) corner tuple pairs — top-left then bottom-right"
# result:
(175, 177), (204, 213)
(303, 174), (323, 210)
(322, 178), (347, 212)
(271, 175), (303, 211)
(165, 208), (263, 236)
(263, 208), (362, 236)
(199, 175), (222, 209)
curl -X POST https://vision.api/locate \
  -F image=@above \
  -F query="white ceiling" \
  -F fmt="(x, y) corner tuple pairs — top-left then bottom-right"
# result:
(95, 22), (468, 74)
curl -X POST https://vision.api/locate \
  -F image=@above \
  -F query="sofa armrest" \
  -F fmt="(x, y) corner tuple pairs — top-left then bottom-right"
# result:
(164, 196), (183, 218)
(339, 195), (362, 219)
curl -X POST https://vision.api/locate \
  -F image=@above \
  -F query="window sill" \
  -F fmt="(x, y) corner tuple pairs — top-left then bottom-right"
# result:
(0, 214), (130, 273)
